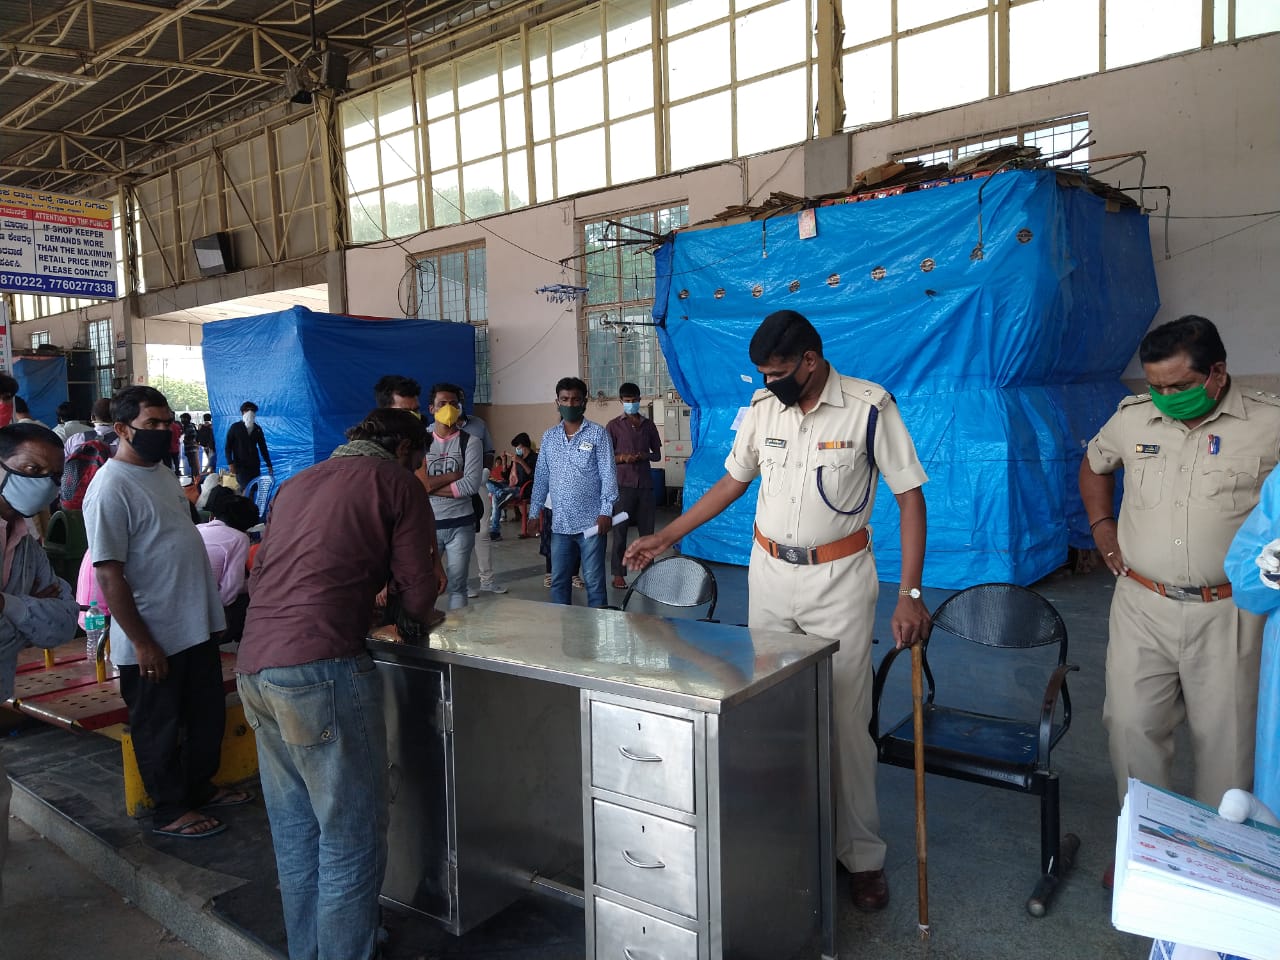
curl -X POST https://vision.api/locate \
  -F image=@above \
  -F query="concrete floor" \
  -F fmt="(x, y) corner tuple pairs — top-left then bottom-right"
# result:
(1, 505), (1186, 960)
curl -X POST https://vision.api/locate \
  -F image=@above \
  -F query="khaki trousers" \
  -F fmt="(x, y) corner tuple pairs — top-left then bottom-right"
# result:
(748, 542), (885, 873)
(1103, 575), (1264, 806)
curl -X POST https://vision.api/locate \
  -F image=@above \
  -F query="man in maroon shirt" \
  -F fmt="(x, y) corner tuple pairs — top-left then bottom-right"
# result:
(605, 382), (663, 589)
(236, 408), (442, 960)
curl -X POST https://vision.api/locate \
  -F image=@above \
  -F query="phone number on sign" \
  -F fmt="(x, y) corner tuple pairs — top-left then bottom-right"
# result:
(0, 273), (116, 297)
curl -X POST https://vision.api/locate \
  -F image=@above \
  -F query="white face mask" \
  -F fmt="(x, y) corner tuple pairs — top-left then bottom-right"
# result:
(242, 412), (256, 428)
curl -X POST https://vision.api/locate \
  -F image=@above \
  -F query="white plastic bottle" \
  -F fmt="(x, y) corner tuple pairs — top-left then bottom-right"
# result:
(84, 600), (106, 663)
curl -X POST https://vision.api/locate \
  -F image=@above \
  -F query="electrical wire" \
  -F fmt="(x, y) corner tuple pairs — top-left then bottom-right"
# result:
(489, 305), (572, 375)
(1164, 212), (1280, 260)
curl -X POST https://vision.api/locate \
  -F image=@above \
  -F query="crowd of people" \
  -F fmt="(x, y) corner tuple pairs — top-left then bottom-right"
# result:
(1, 307), (1278, 960)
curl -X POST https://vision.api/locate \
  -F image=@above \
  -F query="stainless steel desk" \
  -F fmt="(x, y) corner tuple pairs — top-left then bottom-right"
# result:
(371, 598), (838, 960)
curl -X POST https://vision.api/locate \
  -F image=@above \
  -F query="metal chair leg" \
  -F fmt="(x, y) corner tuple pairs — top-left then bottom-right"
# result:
(1027, 774), (1079, 917)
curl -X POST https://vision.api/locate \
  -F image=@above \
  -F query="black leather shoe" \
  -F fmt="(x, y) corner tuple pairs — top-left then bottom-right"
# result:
(851, 869), (890, 912)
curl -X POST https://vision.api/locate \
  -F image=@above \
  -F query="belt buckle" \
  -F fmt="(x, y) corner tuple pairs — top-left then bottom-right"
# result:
(781, 545), (808, 565)
(1165, 584), (1199, 602)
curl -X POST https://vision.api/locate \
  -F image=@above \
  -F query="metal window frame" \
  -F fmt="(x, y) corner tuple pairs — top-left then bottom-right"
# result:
(411, 241), (491, 403)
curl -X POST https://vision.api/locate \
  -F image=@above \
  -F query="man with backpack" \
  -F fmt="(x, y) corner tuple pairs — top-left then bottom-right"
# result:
(418, 383), (483, 610)
(61, 398), (119, 510)
(179, 413), (201, 480)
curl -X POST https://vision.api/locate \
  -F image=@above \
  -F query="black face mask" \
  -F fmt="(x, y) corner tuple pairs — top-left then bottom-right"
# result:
(128, 427), (171, 464)
(765, 358), (813, 408)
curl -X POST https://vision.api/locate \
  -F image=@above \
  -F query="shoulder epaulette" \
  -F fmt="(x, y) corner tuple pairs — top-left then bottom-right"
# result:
(1117, 393), (1153, 410)
(1243, 389), (1280, 409)
(749, 387), (774, 406)
(840, 376), (891, 410)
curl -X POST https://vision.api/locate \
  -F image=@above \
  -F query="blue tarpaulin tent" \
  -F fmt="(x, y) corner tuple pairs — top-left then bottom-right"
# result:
(202, 306), (476, 486)
(653, 168), (1159, 588)
(14, 355), (68, 427)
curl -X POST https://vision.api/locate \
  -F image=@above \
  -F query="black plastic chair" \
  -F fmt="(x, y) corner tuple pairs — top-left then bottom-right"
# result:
(870, 583), (1080, 917)
(621, 556), (718, 621)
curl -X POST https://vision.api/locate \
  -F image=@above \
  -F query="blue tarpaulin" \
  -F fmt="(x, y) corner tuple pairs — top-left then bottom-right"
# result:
(14, 355), (68, 427)
(654, 169), (1159, 588)
(202, 306), (475, 486)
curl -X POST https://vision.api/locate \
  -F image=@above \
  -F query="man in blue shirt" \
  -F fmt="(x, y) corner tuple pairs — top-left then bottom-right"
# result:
(528, 377), (618, 607)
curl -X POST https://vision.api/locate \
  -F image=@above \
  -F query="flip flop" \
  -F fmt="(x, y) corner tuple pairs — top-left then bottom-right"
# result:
(203, 787), (255, 808)
(152, 814), (227, 840)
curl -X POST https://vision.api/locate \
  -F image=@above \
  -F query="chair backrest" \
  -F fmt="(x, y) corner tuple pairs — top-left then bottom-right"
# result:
(243, 475), (274, 516)
(930, 582), (1067, 661)
(623, 556), (717, 620)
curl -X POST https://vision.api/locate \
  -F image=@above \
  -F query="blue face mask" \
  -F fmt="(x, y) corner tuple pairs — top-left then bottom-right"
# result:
(0, 462), (60, 517)
(622, 401), (641, 415)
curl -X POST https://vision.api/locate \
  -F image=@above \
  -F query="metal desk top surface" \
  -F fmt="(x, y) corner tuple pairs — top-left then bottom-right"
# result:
(368, 598), (838, 713)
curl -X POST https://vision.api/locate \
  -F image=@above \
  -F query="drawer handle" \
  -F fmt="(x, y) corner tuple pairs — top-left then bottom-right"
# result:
(618, 746), (663, 763)
(622, 849), (666, 870)
(624, 949), (660, 960)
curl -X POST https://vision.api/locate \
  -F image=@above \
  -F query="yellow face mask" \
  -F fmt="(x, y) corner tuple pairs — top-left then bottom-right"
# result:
(434, 403), (461, 428)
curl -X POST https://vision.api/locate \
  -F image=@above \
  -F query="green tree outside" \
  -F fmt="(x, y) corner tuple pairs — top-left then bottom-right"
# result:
(150, 375), (209, 412)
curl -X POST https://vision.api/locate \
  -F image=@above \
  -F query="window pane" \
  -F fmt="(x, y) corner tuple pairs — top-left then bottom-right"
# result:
(842, 0), (890, 45)
(669, 90), (732, 169)
(553, 67), (605, 133)
(533, 142), (553, 201)
(384, 181), (423, 237)
(1105, 0), (1199, 69)
(528, 26), (549, 84)
(552, 10), (602, 75)
(345, 142), (379, 192)
(425, 65), (454, 117)
(1236, 0), (1280, 38)
(377, 81), (416, 133)
(608, 52), (655, 117)
(736, 68), (808, 155)
(500, 38), (524, 92)
(735, 0), (807, 81)
(350, 191), (382, 242)
(896, 0), (984, 32)
(342, 96), (376, 146)
(503, 94), (526, 148)
(462, 157), (506, 218)
(428, 116), (457, 170)
(1009, 0), (1098, 90)
(607, 0), (652, 56)
(457, 49), (499, 108)
(841, 45), (891, 128)
(897, 18), (989, 115)
(531, 85), (552, 141)
(610, 115), (657, 183)
(468, 247), (488, 321)
(666, 0), (730, 36)
(667, 23), (730, 101)
(556, 128), (607, 194)
(432, 170), (461, 226)
(507, 150), (530, 209)
(380, 131), (419, 183)
(460, 102), (503, 161)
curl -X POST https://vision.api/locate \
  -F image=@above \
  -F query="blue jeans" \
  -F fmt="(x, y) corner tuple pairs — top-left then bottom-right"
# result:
(485, 481), (516, 534)
(437, 523), (475, 608)
(550, 530), (607, 607)
(238, 655), (388, 960)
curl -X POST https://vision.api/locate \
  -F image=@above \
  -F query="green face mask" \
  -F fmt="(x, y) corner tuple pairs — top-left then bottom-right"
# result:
(558, 404), (585, 424)
(1149, 381), (1217, 420)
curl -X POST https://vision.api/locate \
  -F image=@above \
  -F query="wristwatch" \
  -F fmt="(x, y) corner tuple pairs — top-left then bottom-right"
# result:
(898, 587), (922, 599)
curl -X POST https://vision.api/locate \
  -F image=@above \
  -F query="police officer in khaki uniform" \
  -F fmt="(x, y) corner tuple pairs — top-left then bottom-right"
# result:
(626, 310), (930, 912)
(1080, 315), (1280, 887)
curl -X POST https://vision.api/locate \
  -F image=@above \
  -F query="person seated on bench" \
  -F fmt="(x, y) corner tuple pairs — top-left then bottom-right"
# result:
(0, 422), (80, 900)
(197, 491), (258, 646)
(84, 386), (250, 842)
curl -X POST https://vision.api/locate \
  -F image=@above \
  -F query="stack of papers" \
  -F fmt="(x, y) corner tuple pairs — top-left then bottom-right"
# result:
(1114, 778), (1280, 960)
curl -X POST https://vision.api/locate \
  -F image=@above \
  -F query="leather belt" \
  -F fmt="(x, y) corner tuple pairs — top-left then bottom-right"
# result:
(753, 525), (869, 566)
(1126, 569), (1232, 603)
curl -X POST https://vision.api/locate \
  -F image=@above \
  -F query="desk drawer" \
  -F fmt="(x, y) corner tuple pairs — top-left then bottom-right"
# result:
(591, 701), (694, 813)
(594, 897), (697, 960)
(593, 800), (698, 919)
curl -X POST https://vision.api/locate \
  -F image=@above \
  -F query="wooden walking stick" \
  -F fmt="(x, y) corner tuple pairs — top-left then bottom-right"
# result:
(911, 640), (931, 938)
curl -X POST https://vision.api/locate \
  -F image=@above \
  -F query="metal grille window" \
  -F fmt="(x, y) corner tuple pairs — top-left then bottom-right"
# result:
(415, 245), (490, 403)
(579, 204), (688, 398)
(894, 115), (1091, 168)
(30, 330), (51, 347)
(87, 318), (113, 399)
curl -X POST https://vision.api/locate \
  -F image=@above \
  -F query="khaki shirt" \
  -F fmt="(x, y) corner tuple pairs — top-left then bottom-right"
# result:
(725, 364), (928, 546)
(1086, 381), (1280, 586)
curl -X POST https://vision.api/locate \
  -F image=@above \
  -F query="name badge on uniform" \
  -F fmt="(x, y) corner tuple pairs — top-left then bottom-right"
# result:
(817, 440), (853, 450)
(578, 441), (593, 452)
(764, 437), (787, 448)
(1135, 443), (1160, 454)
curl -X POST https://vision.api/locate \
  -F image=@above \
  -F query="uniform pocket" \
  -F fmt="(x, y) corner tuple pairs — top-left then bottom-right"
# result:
(763, 453), (788, 496)
(1197, 455), (1261, 512)
(1124, 455), (1165, 510)
(814, 450), (867, 511)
